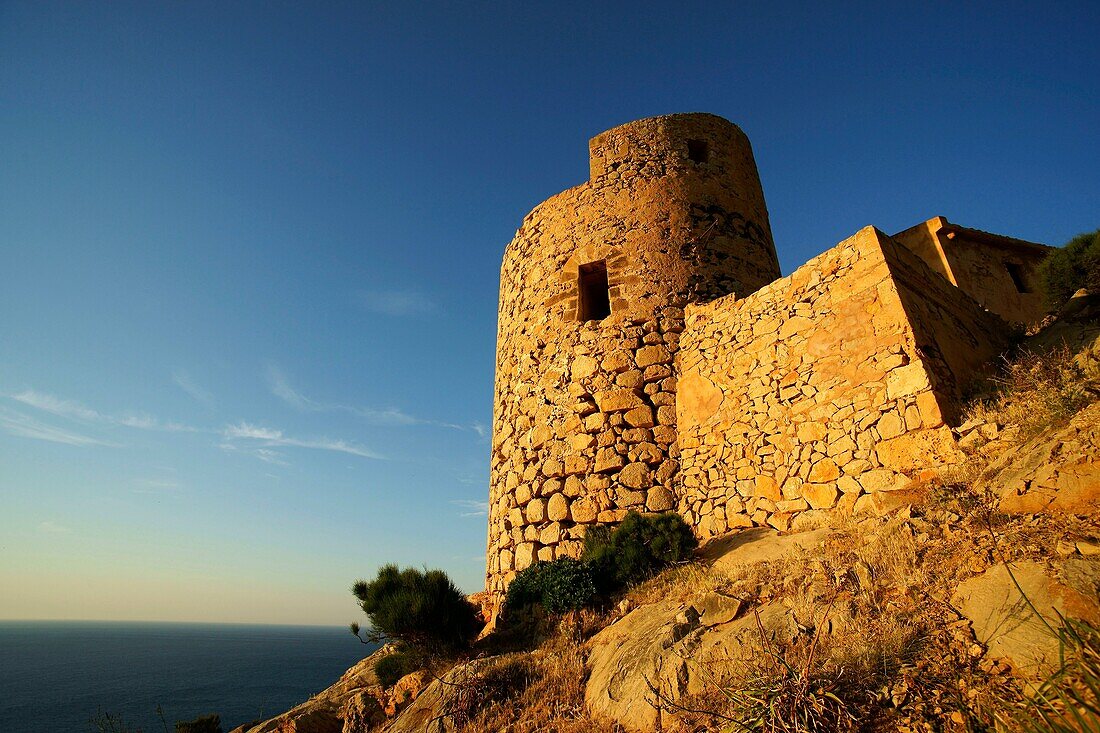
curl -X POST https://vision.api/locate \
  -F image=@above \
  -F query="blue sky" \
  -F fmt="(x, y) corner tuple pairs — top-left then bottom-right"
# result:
(1, 1), (1096, 625)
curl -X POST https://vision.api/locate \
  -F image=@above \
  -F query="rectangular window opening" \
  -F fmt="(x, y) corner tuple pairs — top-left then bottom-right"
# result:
(687, 139), (709, 163)
(578, 260), (611, 322)
(1005, 262), (1031, 293)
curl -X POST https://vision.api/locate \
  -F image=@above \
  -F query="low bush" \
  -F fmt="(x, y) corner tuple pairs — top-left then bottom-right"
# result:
(505, 512), (697, 616)
(505, 558), (597, 615)
(1038, 228), (1100, 310)
(583, 511), (697, 590)
(374, 648), (419, 688)
(351, 565), (480, 654)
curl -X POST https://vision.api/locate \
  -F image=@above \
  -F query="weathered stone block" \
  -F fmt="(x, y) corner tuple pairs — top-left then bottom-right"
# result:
(802, 483), (839, 509)
(636, 345), (671, 367)
(547, 493), (570, 522)
(624, 406), (655, 428)
(646, 486), (676, 512)
(595, 389), (645, 412)
(525, 498), (547, 523)
(618, 462), (653, 489)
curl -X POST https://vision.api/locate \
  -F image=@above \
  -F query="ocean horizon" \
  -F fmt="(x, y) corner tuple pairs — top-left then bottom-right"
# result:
(0, 619), (377, 733)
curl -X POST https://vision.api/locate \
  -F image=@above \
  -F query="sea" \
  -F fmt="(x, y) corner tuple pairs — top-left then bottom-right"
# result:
(0, 621), (377, 733)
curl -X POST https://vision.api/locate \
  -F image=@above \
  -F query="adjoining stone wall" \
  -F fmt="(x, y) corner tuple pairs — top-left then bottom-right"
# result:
(676, 227), (1012, 538)
(892, 217), (1051, 327)
(485, 113), (782, 596)
(883, 228), (1018, 423)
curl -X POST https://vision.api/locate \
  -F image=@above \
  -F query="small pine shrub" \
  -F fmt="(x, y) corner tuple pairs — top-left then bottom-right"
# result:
(583, 511), (698, 589)
(580, 525), (619, 596)
(374, 648), (419, 688)
(174, 714), (221, 733)
(502, 512), (697, 616)
(505, 558), (597, 615)
(1038, 228), (1100, 310)
(351, 565), (480, 653)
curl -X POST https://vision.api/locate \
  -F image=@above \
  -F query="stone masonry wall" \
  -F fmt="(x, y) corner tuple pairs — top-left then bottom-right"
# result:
(486, 114), (781, 597)
(892, 217), (1050, 327)
(676, 227), (1012, 538)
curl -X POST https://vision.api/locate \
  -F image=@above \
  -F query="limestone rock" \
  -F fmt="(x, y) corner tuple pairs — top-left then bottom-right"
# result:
(546, 493), (570, 522)
(570, 497), (598, 523)
(585, 597), (795, 731)
(617, 462), (652, 489)
(646, 486), (676, 512)
(987, 403), (1100, 516)
(802, 483), (839, 509)
(953, 560), (1100, 676)
(701, 526), (831, 575)
(635, 345), (671, 368)
(594, 389), (645, 412)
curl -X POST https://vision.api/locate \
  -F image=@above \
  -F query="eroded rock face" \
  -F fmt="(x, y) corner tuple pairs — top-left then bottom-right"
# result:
(988, 402), (1100, 516)
(953, 560), (1100, 676)
(240, 647), (386, 733)
(383, 676), (453, 733)
(701, 526), (830, 574)
(585, 595), (795, 732)
(339, 692), (384, 733)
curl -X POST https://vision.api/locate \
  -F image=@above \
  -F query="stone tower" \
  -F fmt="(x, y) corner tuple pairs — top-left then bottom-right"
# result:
(486, 113), (781, 597)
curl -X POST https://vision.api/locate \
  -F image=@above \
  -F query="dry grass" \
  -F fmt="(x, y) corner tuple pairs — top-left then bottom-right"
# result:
(965, 345), (1100, 442)
(456, 614), (624, 733)
(625, 559), (729, 606)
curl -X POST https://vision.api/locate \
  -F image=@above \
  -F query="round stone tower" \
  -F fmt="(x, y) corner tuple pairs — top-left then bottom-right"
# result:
(486, 113), (781, 598)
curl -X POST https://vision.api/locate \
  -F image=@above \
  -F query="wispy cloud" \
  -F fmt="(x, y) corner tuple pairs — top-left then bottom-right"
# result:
(222, 421), (384, 460)
(451, 499), (489, 518)
(39, 520), (72, 534)
(172, 369), (214, 406)
(253, 448), (289, 466)
(265, 365), (470, 431)
(266, 365), (320, 411)
(0, 407), (116, 447)
(132, 478), (180, 494)
(357, 289), (436, 317)
(11, 389), (199, 433)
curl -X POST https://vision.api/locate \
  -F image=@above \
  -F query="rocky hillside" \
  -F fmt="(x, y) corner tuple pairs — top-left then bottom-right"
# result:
(236, 294), (1100, 733)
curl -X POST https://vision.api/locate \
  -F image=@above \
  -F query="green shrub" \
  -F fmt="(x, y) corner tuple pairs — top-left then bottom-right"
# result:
(504, 558), (597, 614)
(502, 512), (697, 616)
(582, 511), (697, 589)
(351, 565), (480, 653)
(174, 714), (221, 733)
(374, 648), (419, 688)
(1038, 228), (1100, 310)
(579, 525), (619, 596)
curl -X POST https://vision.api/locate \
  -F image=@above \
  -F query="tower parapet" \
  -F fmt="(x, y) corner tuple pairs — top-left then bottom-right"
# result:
(486, 113), (781, 598)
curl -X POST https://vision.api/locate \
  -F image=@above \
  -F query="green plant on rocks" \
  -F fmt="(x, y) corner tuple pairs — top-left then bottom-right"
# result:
(1038, 228), (1100, 310)
(350, 564), (480, 655)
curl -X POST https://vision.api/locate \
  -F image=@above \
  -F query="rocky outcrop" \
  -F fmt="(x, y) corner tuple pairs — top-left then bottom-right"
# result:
(584, 525), (847, 731)
(953, 560), (1100, 675)
(987, 402), (1100, 515)
(232, 647), (388, 733)
(585, 594), (792, 731)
